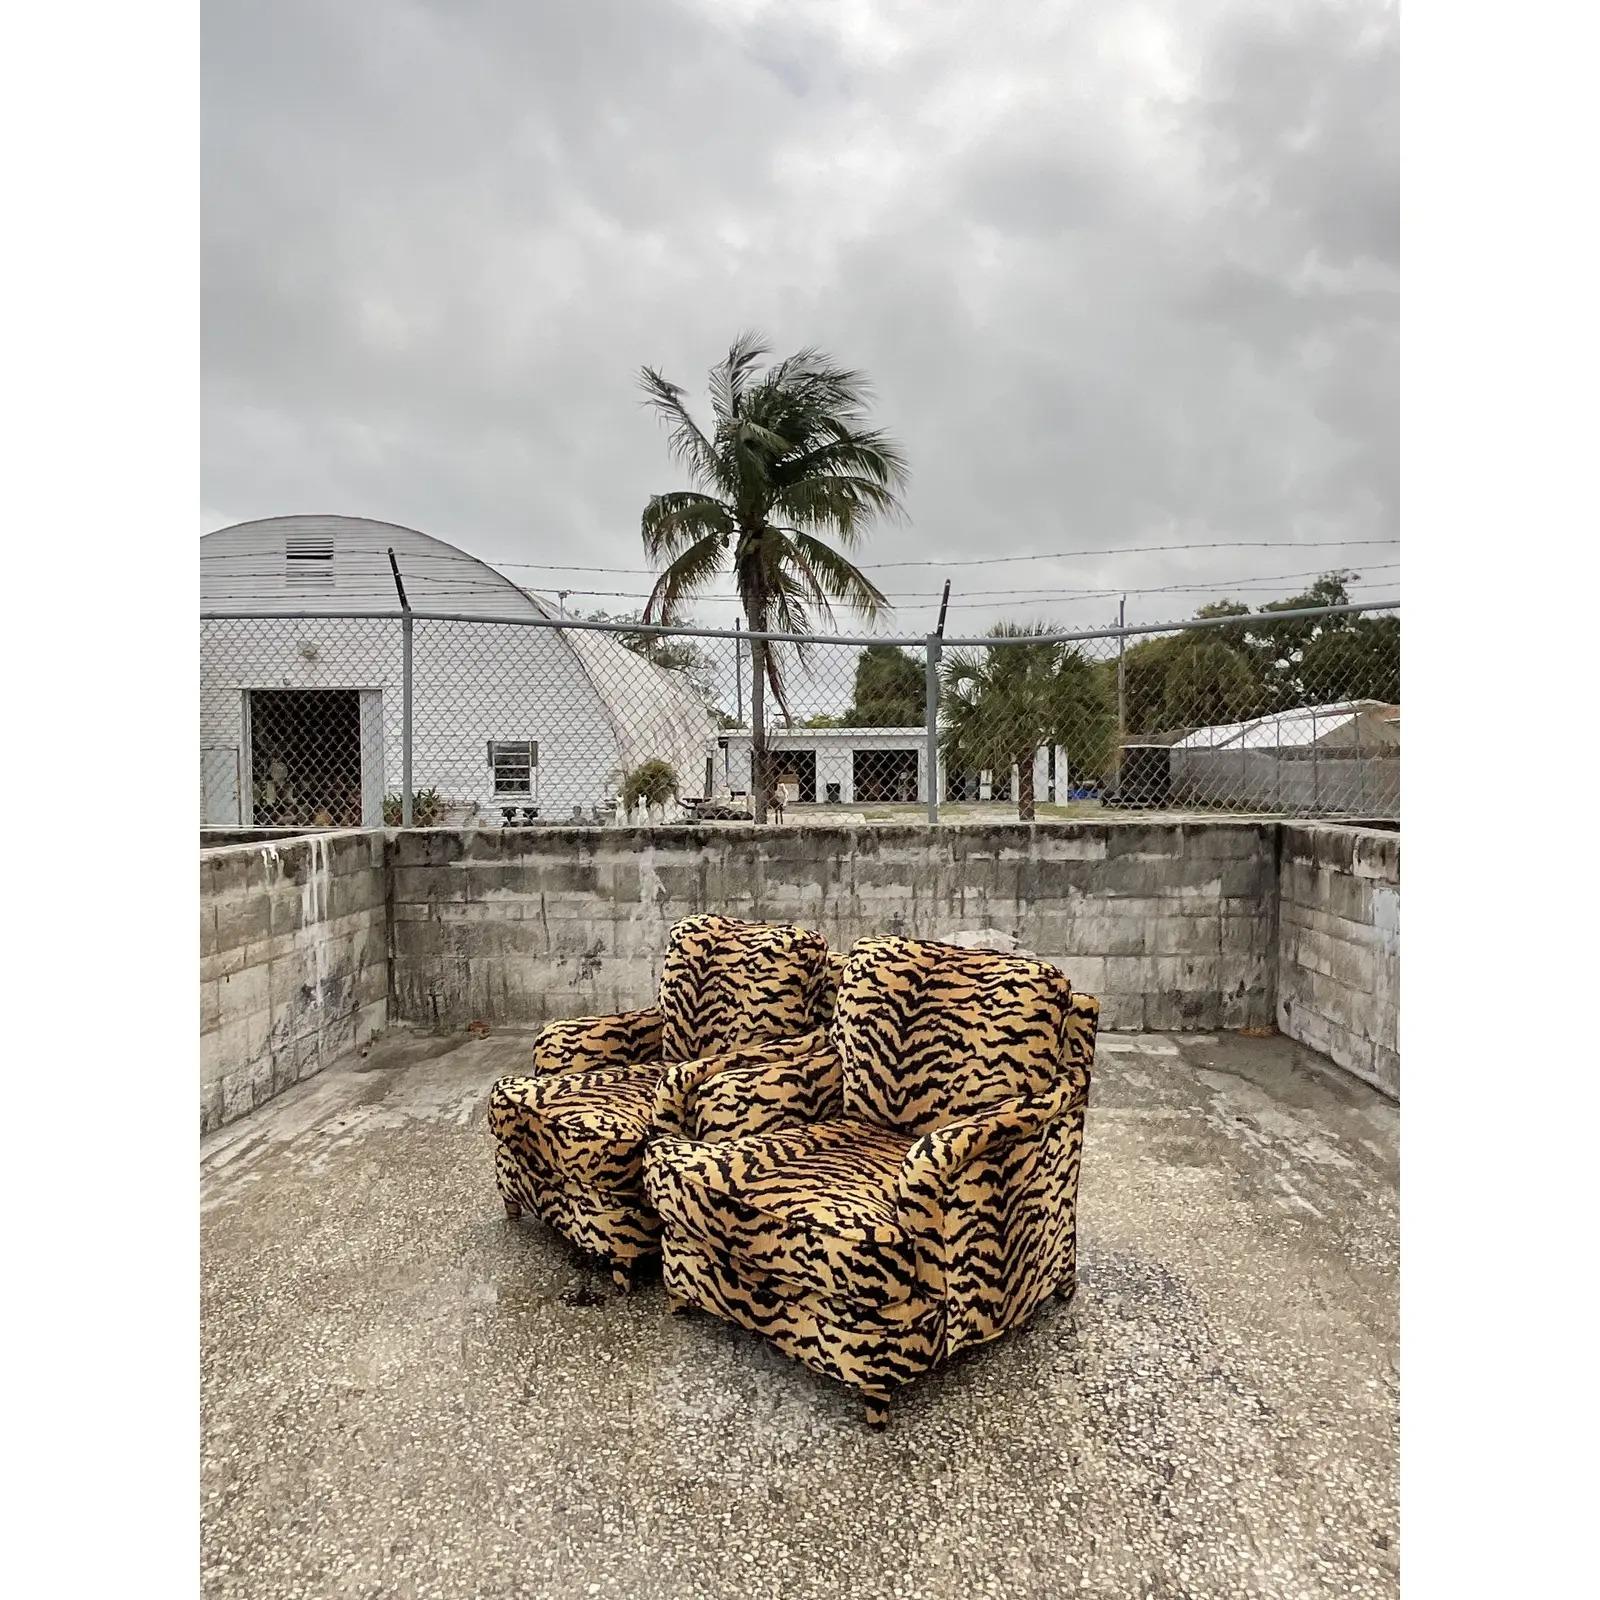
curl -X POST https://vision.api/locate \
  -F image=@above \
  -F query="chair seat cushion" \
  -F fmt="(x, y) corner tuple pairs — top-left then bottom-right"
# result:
(645, 1117), (921, 1307)
(489, 1065), (663, 1191)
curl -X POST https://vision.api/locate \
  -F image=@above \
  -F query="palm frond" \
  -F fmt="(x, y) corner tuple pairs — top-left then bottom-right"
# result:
(782, 530), (888, 622)
(638, 367), (723, 487)
(641, 530), (730, 623)
(640, 490), (733, 563)
(707, 331), (770, 423)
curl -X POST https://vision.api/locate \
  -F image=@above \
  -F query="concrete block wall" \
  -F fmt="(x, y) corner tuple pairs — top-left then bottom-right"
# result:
(1276, 823), (1400, 1097)
(200, 830), (389, 1132)
(387, 821), (1281, 1035)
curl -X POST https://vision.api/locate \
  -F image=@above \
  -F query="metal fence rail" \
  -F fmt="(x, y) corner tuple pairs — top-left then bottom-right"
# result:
(199, 601), (1399, 829)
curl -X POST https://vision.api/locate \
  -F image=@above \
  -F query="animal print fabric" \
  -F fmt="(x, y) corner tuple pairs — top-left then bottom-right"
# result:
(657, 916), (831, 1062)
(529, 1007), (664, 1075)
(644, 941), (1099, 1410)
(834, 937), (1077, 1134)
(652, 1033), (840, 1143)
(489, 915), (835, 1268)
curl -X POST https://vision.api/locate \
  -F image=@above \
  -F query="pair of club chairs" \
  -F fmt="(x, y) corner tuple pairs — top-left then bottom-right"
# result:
(487, 914), (1099, 1428)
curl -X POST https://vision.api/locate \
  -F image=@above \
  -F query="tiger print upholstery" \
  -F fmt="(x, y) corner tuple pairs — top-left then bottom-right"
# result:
(643, 936), (1099, 1424)
(489, 915), (834, 1277)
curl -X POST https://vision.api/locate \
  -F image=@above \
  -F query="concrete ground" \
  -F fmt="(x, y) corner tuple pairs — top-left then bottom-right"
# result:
(201, 1027), (1398, 1600)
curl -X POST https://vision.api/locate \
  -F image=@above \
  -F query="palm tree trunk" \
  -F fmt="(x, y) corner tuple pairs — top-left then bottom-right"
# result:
(1016, 750), (1036, 822)
(747, 584), (768, 825)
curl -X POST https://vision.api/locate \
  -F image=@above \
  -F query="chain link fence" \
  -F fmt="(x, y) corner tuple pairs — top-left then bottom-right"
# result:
(199, 602), (1398, 829)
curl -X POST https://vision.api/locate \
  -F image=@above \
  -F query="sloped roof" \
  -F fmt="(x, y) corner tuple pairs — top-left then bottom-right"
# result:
(1170, 700), (1398, 752)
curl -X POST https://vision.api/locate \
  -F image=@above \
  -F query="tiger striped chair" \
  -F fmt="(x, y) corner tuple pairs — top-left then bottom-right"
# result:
(644, 935), (1098, 1427)
(488, 915), (835, 1287)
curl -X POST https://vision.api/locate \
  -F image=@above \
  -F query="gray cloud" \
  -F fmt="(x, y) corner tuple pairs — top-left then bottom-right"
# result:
(203, 0), (1398, 629)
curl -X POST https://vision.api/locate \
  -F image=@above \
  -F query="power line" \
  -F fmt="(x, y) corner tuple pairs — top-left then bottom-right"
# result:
(199, 535), (1400, 576)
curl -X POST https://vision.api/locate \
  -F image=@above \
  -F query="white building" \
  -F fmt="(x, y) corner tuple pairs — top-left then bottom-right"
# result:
(201, 514), (717, 827)
(719, 727), (1066, 807)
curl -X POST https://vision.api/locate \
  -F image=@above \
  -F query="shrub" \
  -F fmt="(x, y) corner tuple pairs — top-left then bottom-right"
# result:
(383, 787), (444, 826)
(619, 759), (678, 813)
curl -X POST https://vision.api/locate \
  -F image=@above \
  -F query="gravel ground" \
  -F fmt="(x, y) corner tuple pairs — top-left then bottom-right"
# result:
(201, 1025), (1398, 1600)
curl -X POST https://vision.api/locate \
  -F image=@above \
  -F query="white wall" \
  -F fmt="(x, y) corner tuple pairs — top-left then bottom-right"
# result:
(200, 616), (623, 823)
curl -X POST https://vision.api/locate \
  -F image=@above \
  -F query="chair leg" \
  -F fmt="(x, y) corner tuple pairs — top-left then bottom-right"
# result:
(1054, 1277), (1077, 1304)
(862, 1396), (890, 1431)
(611, 1264), (635, 1293)
(503, 1199), (521, 1219)
(665, 1292), (693, 1317)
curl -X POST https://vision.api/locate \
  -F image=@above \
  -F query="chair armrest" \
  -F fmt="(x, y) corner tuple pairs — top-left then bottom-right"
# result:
(900, 1065), (1091, 1187)
(530, 1006), (664, 1075)
(651, 1029), (832, 1138)
(896, 1065), (1091, 1302)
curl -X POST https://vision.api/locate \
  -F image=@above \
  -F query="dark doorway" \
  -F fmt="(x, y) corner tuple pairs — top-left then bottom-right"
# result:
(770, 748), (817, 804)
(250, 689), (363, 827)
(946, 766), (980, 802)
(854, 747), (918, 803)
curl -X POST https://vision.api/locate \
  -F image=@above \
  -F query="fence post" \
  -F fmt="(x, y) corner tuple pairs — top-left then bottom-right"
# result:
(1115, 594), (1127, 796)
(924, 635), (941, 824)
(388, 548), (414, 827)
(749, 633), (766, 826)
(401, 616), (414, 826)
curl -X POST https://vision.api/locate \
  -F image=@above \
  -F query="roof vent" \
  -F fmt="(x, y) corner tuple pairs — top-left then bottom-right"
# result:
(285, 532), (335, 587)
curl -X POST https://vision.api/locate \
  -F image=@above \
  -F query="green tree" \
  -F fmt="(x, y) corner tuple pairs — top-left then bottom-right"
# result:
(638, 332), (908, 818)
(845, 643), (923, 727)
(1112, 571), (1390, 737)
(940, 622), (1115, 821)
(1299, 614), (1399, 705)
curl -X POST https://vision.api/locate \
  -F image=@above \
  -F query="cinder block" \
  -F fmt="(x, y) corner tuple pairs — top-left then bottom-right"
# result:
(214, 896), (270, 953)
(1103, 823), (1185, 858)
(1146, 954), (1220, 992)
(1147, 917), (1221, 956)
(1097, 992), (1145, 1030)
(1145, 989), (1220, 1030)
(1370, 1045), (1400, 1097)
(199, 1078), (224, 1136)
(1036, 833), (1108, 862)
(1182, 823), (1272, 859)
(201, 979), (222, 1035)
(1057, 954), (1106, 997)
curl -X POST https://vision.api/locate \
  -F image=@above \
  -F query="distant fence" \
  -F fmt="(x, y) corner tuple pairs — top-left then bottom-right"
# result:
(199, 601), (1399, 827)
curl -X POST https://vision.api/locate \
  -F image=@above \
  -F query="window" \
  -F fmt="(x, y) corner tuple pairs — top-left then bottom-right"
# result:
(285, 533), (335, 588)
(488, 740), (538, 796)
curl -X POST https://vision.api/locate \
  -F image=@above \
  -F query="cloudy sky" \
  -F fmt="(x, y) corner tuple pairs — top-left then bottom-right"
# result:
(201, 0), (1397, 633)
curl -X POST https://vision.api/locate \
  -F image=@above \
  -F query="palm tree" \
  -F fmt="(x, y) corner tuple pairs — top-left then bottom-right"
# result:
(941, 622), (1115, 821)
(638, 332), (908, 819)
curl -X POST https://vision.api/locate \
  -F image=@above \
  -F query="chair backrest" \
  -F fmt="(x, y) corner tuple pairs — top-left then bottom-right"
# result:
(812, 951), (849, 1029)
(833, 936), (1077, 1133)
(657, 915), (831, 1063)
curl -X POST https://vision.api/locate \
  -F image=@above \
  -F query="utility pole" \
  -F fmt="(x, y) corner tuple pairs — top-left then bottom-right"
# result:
(387, 548), (413, 828)
(924, 580), (951, 825)
(734, 619), (743, 727)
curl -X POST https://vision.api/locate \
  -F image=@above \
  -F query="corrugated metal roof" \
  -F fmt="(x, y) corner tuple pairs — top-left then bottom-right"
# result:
(1170, 701), (1390, 751)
